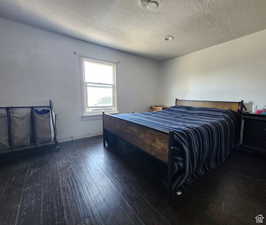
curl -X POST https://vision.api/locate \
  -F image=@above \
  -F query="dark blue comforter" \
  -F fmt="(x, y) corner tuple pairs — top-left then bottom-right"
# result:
(113, 106), (239, 193)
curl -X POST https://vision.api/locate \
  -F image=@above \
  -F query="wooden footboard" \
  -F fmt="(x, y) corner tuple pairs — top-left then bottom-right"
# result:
(103, 113), (169, 162)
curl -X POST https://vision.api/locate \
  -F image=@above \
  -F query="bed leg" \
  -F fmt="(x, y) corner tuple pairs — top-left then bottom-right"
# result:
(102, 112), (108, 149)
(103, 129), (108, 149)
(103, 130), (106, 148)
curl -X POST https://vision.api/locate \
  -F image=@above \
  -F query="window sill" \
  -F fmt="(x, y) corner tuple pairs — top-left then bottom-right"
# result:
(81, 110), (119, 119)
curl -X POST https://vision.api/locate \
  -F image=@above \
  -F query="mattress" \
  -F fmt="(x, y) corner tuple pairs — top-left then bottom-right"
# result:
(113, 106), (238, 134)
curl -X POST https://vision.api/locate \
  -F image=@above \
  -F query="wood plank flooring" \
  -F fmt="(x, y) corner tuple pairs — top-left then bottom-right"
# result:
(0, 136), (265, 225)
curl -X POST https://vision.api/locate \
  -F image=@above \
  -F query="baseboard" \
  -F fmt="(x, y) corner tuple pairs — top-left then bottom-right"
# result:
(58, 132), (102, 143)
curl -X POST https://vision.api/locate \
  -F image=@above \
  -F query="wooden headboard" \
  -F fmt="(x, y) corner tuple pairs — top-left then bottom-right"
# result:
(175, 99), (245, 112)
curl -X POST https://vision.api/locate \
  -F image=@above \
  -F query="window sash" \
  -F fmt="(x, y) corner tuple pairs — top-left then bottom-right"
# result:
(84, 84), (116, 110)
(81, 57), (117, 114)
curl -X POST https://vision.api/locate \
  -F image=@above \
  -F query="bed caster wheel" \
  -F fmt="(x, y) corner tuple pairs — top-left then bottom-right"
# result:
(176, 191), (183, 196)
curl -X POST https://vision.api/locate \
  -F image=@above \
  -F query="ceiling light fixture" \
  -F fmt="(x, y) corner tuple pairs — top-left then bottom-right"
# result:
(140, 0), (160, 10)
(165, 35), (175, 41)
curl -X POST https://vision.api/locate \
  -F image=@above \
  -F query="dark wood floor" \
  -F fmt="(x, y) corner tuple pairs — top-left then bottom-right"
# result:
(0, 136), (265, 225)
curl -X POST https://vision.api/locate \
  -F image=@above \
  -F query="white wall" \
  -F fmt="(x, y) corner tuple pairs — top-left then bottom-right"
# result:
(0, 18), (160, 142)
(160, 29), (266, 111)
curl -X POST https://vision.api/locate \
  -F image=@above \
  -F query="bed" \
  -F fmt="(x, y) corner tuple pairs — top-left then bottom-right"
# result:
(103, 99), (245, 200)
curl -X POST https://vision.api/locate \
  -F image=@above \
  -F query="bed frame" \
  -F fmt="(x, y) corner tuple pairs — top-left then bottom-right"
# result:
(102, 99), (245, 200)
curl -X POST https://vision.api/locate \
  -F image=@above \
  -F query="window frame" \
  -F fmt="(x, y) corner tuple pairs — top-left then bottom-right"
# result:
(80, 57), (118, 116)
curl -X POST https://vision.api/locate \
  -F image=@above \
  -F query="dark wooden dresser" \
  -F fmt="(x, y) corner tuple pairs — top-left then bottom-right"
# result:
(241, 113), (266, 155)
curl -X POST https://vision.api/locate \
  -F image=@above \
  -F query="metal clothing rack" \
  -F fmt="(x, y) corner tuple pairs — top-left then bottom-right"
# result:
(0, 100), (58, 155)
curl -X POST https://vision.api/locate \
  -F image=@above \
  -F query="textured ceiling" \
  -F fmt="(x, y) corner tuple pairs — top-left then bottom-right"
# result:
(1, 0), (266, 60)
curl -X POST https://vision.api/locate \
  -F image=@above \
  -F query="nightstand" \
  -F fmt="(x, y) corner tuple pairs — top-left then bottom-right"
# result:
(241, 113), (266, 155)
(150, 105), (168, 112)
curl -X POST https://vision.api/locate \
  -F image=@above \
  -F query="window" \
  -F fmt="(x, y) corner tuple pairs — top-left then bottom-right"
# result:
(81, 58), (117, 115)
